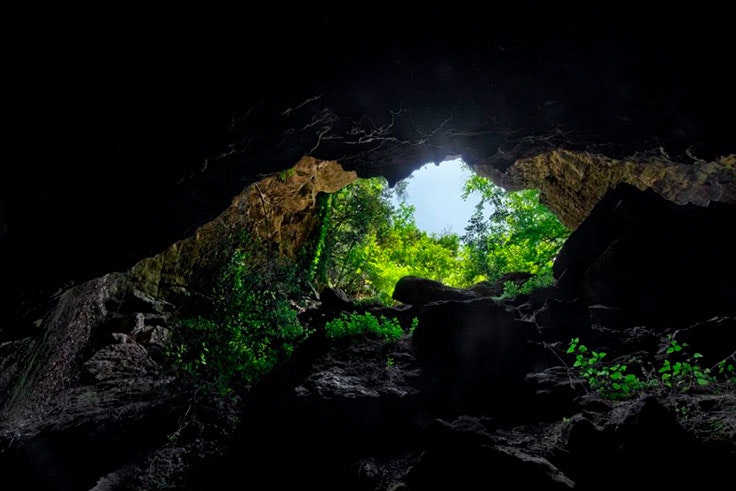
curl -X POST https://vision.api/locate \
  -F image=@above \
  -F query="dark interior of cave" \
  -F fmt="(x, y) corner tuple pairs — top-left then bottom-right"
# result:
(1, 6), (735, 491)
(4, 7), (735, 309)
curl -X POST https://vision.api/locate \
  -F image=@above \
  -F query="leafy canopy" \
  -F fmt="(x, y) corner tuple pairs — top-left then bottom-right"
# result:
(312, 166), (570, 303)
(460, 175), (570, 285)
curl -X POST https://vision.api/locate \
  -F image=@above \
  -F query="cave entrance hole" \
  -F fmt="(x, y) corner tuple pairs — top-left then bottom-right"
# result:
(310, 156), (570, 305)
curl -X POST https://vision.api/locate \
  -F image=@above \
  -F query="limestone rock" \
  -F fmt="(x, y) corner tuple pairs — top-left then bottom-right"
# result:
(477, 150), (736, 229)
(128, 156), (357, 299)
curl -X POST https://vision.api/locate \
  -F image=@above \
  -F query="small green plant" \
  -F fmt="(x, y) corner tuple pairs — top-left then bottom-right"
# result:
(716, 357), (736, 381)
(657, 335), (715, 390)
(409, 317), (419, 334)
(567, 335), (736, 400)
(277, 167), (296, 182)
(499, 271), (555, 299)
(324, 312), (404, 342)
(567, 337), (643, 399)
(386, 356), (395, 368)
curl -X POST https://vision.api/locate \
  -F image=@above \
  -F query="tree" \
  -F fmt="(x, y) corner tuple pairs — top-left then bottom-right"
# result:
(460, 175), (570, 285)
(315, 178), (465, 303)
(362, 201), (466, 303)
(314, 172), (570, 304)
(314, 177), (393, 296)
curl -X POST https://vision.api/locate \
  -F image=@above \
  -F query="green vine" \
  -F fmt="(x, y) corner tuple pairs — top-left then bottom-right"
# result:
(307, 192), (332, 286)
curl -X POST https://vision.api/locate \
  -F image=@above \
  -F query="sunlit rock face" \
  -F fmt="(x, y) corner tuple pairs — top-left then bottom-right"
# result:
(475, 151), (736, 229)
(128, 157), (356, 299)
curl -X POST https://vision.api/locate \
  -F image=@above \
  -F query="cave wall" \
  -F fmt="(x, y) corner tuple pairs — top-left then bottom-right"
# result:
(3, 10), (736, 324)
(476, 150), (736, 228)
(128, 157), (356, 299)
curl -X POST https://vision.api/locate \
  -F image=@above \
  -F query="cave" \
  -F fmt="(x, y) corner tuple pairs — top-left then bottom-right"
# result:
(1, 8), (735, 491)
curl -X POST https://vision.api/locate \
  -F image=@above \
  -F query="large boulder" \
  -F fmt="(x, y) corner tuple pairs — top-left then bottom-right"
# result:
(554, 184), (736, 327)
(392, 276), (481, 306)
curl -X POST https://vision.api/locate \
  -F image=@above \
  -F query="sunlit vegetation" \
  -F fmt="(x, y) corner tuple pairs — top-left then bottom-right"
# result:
(312, 170), (571, 304)
(324, 311), (405, 342)
(460, 175), (570, 285)
(170, 166), (571, 393)
(169, 238), (313, 394)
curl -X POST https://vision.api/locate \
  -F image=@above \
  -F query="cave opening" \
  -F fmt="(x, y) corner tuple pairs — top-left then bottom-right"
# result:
(308, 156), (571, 306)
(388, 157), (492, 237)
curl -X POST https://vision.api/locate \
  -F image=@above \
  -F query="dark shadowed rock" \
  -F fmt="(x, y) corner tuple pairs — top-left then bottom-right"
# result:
(468, 272), (534, 297)
(319, 286), (353, 310)
(554, 183), (736, 327)
(587, 304), (640, 330)
(412, 298), (546, 419)
(0, 273), (191, 490)
(676, 316), (736, 368)
(525, 366), (585, 420)
(405, 415), (575, 490)
(392, 276), (481, 306)
(534, 298), (592, 343)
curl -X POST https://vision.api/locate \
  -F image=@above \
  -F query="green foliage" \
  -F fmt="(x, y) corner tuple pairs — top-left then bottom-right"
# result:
(716, 358), (736, 381)
(409, 317), (419, 334)
(567, 335), (735, 400)
(498, 271), (556, 299)
(277, 167), (296, 182)
(313, 168), (569, 305)
(361, 202), (467, 304)
(567, 337), (643, 399)
(314, 178), (465, 304)
(313, 177), (394, 297)
(170, 240), (311, 394)
(305, 192), (332, 285)
(324, 311), (405, 343)
(461, 175), (570, 285)
(657, 336), (716, 390)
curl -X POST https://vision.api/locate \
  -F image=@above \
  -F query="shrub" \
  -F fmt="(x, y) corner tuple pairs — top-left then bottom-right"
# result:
(170, 241), (311, 394)
(324, 312), (404, 342)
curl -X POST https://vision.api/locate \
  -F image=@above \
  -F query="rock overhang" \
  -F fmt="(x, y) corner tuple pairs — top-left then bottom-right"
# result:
(3, 11), (736, 317)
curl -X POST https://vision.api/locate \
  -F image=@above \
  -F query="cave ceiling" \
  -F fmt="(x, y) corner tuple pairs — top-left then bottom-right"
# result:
(2, 7), (735, 308)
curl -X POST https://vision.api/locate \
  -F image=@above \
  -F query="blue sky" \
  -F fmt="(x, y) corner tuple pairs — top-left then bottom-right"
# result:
(390, 158), (492, 236)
